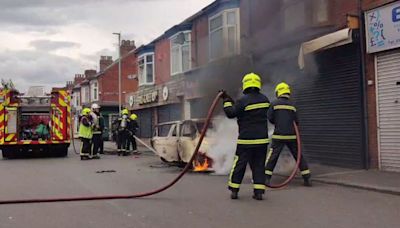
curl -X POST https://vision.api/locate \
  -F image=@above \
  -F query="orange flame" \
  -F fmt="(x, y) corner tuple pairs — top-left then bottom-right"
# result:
(194, 157), (209, 172)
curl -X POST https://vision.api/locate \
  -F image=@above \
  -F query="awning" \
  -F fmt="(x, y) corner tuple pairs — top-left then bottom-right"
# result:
(298, 28), (353, 69)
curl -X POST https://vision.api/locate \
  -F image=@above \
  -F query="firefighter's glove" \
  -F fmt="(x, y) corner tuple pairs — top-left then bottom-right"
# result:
(219, 90), (233, 101)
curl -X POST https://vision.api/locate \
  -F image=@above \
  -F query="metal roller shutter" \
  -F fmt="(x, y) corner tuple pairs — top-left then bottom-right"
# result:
(158, 104), (182, 123)
(376, 49), (400, 172)
(294, 43), (365, 168)
(135, 109), (153, 138)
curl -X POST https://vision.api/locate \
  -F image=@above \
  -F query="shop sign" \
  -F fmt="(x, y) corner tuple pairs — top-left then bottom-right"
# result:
(366, 1), (400, 53)
(138, 91), (158, 105)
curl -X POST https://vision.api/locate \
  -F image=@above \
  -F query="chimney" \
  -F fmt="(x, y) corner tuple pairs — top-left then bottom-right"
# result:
(120, 40), (136, 57)
(74, 74), (85, 85)
(84, 69), (97, 79)
(100, 56), (113, 72)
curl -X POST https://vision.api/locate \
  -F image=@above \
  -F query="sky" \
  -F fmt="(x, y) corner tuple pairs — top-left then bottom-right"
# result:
(0, 0), (214, 93)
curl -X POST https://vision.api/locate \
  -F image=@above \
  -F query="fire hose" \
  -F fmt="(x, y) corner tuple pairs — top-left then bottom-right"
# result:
(0, 91), (302, 205)
(0, 92), (224, 205)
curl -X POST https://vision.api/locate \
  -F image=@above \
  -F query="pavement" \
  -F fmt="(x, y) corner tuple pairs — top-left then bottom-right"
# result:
(100, 140), (400, 196)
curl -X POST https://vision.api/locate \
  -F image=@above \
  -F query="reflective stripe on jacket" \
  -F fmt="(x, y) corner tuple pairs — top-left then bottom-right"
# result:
(223, 89), (270, 146)
(267, 96), (298, 139)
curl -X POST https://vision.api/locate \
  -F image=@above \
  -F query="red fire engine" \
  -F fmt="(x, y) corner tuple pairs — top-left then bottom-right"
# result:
(0, 87), (71, 158)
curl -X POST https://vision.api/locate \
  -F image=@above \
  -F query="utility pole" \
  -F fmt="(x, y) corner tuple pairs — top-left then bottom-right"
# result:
(113, 32), (122, 113)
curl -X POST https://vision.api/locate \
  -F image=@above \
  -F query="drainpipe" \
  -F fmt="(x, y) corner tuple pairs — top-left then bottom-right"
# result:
(358, 0), (370, 170)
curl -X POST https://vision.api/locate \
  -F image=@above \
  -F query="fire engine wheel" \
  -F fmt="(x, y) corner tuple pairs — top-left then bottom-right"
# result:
(50, 144), (69, 157)
(2, 149), (14, 159)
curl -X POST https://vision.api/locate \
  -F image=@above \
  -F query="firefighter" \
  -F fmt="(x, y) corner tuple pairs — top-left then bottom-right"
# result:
(91, 103), (104, 158)
(79, 108), (93, 160)
(127, 113), (139, 154)
(265, 82), (312, 187)
(115, 108), (131, 156)
(222, 73), (270, 200)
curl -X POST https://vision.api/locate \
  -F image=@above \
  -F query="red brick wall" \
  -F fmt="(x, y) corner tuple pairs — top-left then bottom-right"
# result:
(155, 38), (171, 85)
(98, 52), (138, 104)
(362, 0), (397, 10)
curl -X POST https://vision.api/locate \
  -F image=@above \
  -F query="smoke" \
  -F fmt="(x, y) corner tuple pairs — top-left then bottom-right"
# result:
(206, 116), (237, 175)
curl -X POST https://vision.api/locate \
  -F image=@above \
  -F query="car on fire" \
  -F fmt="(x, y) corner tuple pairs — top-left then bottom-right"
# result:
(151, 119), (214, 171)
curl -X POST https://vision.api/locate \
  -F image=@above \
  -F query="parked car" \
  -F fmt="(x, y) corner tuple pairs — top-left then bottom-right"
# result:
(151, 119), (214, 171)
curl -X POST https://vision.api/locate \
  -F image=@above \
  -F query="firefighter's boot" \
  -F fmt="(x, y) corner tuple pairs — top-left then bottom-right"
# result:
(252, 193), (263, 201)
(81, 155), (89, 160)
(303, 177), (312, 187)
(230, 191), (238, 200)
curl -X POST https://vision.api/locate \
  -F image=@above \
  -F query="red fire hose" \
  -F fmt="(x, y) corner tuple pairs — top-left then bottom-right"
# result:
(0, 92), (302, 205)
(265, 122), (302, 189)
(0, 92), (224, 205)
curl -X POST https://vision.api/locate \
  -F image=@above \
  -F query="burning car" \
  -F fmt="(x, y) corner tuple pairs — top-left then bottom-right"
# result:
(151, 119), (214, 172)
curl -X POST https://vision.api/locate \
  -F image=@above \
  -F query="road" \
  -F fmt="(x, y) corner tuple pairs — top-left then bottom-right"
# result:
(0, 147), (399, 228)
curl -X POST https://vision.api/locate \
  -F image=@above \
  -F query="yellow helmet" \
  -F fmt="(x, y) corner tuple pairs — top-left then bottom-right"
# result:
(242, 73), (262, 91)
(121, 109), (129, 115)
(275, 82), (291, 97)
(130, 113), (138, 120)
(82, 108), (91, 115)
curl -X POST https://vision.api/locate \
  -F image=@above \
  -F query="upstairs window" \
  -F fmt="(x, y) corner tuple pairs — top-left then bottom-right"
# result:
(313, 0), (329, 24)
(283, 0), (306, 32)
(171, 31), (191, 75)
(209, 8), (240, 61)
(92, 82), (98, 101)
(138, 53), (155, 86)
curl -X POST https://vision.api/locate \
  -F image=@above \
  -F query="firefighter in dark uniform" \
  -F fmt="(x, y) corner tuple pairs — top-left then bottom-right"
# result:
(222, 73), (270, 200)
(115, 109), (131, 156)
(91, 103), (104, 159)
(265, 82), (312, 187)
(127, 113), (139, 154)
(79, 108), (93, 160)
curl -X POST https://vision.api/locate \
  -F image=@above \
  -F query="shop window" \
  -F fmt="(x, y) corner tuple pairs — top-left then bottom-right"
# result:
(171, 31), (191, 75)
(209, 8), (240, 61)
(138, 53), (155, 86)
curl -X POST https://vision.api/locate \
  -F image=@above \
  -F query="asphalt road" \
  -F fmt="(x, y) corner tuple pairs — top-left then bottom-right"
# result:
(0, 148), (399, 228)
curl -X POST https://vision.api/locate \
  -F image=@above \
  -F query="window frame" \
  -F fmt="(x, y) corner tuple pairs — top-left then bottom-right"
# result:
(138, 52), (155, 86)
(208, 8), (241, 62)
(91, 81), (98, 101)
(170, 31), (192, 76)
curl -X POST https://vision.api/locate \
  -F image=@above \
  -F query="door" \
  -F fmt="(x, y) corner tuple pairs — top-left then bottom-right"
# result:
(152, 123), (180, 162)
(376, 50), (400, 172)
(178, 121), (198, 163)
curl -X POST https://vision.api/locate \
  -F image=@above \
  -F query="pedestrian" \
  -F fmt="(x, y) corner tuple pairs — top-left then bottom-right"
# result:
(221, 72), (270, 200)
(265, 82), (312, 187)
(127, 113), (139, 154)
(79, 108), (93, 160)
(115, 108), (131, 156)
(91, 103), (105, 159)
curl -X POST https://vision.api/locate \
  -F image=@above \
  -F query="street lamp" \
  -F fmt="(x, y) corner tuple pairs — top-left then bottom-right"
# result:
(113, 32), (122, 113)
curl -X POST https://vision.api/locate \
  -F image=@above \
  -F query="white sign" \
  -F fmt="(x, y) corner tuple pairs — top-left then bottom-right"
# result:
(366, 2), (400, 53)
(162, 86), (169, 101)
(128, 96), (134, 107)
(138, 91), (158, 105)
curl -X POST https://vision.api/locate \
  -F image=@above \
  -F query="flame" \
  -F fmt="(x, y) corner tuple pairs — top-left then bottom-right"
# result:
(194, 157), (209, 172)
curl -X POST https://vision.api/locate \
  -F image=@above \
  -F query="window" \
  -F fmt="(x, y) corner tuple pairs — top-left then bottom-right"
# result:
(284, 0), (306, 32)
(313, 0), (329, 24)
(138, 53), (154, 86)
(209, 9), (240, 61)
(170, 31), (191, 75)
(92, 82), (98, 101)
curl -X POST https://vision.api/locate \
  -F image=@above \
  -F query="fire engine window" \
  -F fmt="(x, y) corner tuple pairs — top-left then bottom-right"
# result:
(6, 108), (17, 134)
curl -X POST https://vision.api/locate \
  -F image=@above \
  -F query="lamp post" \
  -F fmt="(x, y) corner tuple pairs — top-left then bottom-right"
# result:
(113, 32), (122, 113)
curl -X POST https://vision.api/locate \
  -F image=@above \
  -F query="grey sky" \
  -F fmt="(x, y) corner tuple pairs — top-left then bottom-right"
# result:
(0, 0), (214, 92)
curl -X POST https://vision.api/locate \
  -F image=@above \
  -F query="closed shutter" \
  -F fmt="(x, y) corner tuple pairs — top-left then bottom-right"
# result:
(190, 99), (210, 119)
(376, 50), (400, 172)
(294, 44), (365, 168)
(158, 104), (182, 123)
(135, 109), (153, 138)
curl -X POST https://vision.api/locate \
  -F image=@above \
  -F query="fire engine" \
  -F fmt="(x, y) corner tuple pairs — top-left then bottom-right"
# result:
(0, 86), (71, 158)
